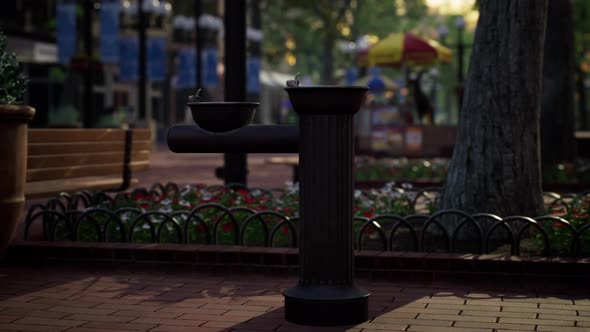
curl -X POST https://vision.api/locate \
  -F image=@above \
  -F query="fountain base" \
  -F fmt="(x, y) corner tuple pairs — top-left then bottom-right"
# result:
(283, 285), (370, 326)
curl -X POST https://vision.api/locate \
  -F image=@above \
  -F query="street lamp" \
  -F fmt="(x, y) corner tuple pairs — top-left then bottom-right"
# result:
(437, 25), (449, 44)
(436, 25), (450, 121)
(455, 16), (466, 112)
(154, 1), (172, 29)
(437, 16), (469, 117)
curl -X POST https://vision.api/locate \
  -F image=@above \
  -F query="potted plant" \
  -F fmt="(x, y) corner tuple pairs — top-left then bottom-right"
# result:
(0, 31), (35, 256)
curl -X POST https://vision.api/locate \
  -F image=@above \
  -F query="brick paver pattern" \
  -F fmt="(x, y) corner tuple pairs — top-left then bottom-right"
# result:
(0, 266), (588, 331)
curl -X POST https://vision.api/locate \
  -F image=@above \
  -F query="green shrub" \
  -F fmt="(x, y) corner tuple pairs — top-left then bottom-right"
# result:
(0, 31), (26, 105)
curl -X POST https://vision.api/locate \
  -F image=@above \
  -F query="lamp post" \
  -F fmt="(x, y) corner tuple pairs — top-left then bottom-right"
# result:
(436, 25), (450, 121)
(137, 0), (147, 123)
(83, 0), (95, 128)
(193, 0), (203, 90)
(455, 16), (466, 112)
(437, 17), (469, 120)
(223, 0), (248, 186)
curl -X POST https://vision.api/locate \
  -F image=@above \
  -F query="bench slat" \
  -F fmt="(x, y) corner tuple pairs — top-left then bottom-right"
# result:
(29, 129), (125, 143)
(28, 151), (150, 169)
(28, 140), (151, 156)
(28, 128), (152, 143)
(25, 177), (139, 199)
(26, 128), (152, 197)
(133, 128), (152, 140)
(26, 161), (149, 182)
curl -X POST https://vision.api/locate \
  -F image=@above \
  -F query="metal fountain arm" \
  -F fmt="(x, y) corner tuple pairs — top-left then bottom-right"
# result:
(167, 124), (299, 154)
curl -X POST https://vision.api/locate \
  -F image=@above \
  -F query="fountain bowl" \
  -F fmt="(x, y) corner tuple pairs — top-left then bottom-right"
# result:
(285, 86), (368, 115)
(187, 102), (259, 133)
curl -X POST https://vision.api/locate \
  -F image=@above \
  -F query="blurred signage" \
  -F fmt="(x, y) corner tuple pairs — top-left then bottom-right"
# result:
(371, 106), (401, 126)
(370, 105), (405, 153)
(345, 67), (358, 86)
(119, 36), (138, 82)
(100, 1), (120, 63)
(247, 57), (261, 94)
(33, 42), (57, 63)
(176, 48), (196, 89)
(406, 126), (423, 151)
(56, 3), (77, 65)
(148, 37), (167, 82)
(202, 48), (219, 88)
(371, 127), (404, 153)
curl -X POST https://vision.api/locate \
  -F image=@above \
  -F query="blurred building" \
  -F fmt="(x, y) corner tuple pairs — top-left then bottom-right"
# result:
(1, 0), (289, 137)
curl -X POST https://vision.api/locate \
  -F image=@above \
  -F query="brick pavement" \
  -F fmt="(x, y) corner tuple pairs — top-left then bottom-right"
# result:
(134, 145), (295, 189)
(0, 266), (589, 331)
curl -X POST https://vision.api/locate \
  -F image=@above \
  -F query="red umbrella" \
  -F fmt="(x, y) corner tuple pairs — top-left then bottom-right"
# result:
(357, 33), (452, 67)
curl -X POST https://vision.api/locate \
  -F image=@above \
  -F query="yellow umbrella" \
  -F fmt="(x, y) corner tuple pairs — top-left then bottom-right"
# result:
(358, 33), (452, 67)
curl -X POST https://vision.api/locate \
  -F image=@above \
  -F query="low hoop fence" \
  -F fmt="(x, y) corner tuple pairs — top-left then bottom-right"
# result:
(23, 182), (590, 257)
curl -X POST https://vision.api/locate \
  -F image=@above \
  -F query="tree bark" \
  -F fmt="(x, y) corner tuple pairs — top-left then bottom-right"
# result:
(439, 0), (547, 217)
(541, 0), (576, 163)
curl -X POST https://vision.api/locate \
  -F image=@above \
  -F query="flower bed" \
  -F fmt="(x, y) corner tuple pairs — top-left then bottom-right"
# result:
(25, 183), (590, 257)
(355, 158), (447, 182)
(355, 157), (590, 191)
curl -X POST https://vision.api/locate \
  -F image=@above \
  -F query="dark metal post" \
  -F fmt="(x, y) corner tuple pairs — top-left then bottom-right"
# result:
(83, 0), (94, 128)
(138, 0), (147, 122)
(248, 0), (261, 90)
(283, 87), (370, 326)
(223, 0), (248, 186)
(194, 0), (202, 89)
(250, 0), (261, 54)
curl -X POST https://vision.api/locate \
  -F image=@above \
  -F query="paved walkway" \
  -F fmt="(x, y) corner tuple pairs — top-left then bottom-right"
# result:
(0, 265), (589, 332)
(134, 145), (296, 189)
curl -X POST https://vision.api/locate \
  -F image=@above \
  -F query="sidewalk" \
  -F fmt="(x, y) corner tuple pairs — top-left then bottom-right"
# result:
(0, 265), (589, 332)
(134, 145), (296, 189)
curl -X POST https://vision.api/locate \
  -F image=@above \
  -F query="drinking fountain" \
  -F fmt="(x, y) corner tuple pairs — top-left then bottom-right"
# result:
(167, 83), (370, 326)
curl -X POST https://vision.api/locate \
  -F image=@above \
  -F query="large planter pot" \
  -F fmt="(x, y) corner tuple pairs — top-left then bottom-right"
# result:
(0, 105), (35, 257)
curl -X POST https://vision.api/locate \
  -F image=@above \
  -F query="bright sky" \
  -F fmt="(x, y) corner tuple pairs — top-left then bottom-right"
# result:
(425, 0), (479, 31)
(425, 0), (476, 15)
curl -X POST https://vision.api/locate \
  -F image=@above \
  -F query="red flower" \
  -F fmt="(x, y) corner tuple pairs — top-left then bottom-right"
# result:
(281, 225), (289, 235)
(552, 223), (565, 229)
(363, 211), (374, 219)
(258, 205), (268, 211)
(200, 196), (218, 203)
(140, 203), (152, 210)
(134, 194), (149, 200)
(222, 222), (235, 232)
(244, 196), (257, 204)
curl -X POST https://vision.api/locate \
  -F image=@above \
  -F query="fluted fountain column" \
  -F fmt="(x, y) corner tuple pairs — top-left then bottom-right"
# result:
(283, 86), (370, 326)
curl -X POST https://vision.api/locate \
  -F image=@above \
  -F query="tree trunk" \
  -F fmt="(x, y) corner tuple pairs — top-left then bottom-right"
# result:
(541, 0), (576, 163)
(439, 0), (547, 217)
(321, 34), (335, 84)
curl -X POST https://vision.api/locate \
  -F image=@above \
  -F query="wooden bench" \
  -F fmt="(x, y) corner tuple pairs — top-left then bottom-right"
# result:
(25, 128), (152, 199)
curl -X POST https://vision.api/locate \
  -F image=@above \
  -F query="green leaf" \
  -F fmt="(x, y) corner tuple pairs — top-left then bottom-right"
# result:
(0, 30), (26, 105)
